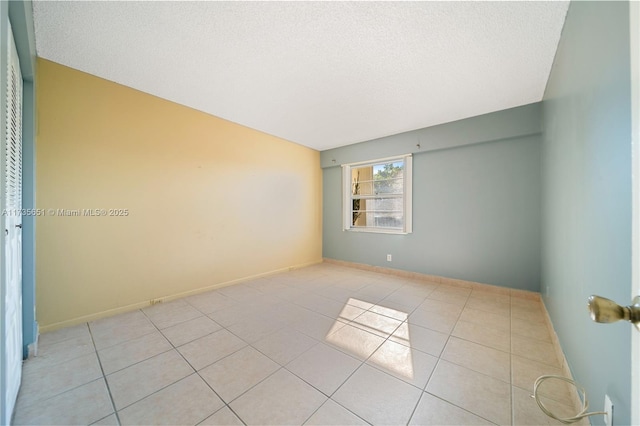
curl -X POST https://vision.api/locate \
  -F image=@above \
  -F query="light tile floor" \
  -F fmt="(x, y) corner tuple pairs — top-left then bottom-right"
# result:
(13, 263), (580, 425)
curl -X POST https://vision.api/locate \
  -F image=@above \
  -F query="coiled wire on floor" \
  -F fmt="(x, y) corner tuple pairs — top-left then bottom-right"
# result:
(533, 375), (607, 424)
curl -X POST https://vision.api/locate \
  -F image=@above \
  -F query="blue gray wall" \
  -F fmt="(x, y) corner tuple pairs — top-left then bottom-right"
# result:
(542, 2), (632, 425)
(322, 104), (542, 291)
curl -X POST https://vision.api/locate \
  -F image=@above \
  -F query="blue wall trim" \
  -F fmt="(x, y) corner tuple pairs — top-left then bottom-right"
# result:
(21, 79), (36, 358)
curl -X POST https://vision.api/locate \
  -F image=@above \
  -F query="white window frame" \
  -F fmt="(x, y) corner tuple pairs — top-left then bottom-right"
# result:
(342, 154), (412, 235)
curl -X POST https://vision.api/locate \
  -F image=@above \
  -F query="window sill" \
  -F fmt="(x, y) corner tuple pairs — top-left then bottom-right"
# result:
(344, 227), (410, 235)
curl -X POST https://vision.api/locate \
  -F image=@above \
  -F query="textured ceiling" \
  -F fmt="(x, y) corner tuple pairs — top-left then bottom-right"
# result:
(32, 1), (569, 151)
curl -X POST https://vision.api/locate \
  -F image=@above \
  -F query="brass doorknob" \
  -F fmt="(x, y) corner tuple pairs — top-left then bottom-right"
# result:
(587, 295), (640, 331)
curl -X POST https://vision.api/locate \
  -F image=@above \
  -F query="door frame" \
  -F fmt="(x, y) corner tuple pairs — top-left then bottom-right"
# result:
(2, 19), (24, 425)
(0, 1), (9, 423)
(0, 1), (35, 422)
(9, 0), (37, 360)
(630, 0), (639, 424)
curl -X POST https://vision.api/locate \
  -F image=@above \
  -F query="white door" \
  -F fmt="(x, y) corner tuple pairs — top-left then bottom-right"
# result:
(2, 20), (23, 426)
(631, 2), (640, 424)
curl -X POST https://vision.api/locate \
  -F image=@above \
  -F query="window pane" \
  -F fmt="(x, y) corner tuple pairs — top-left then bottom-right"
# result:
(373, 161), (403, 191)
(353, 180), (373, 196)
(364, 197), (403, 212)
(351, 211), (403, 229)
(373, 177), (403, 194)
(352, 198), (366, 226)
(351, 197), (403, 227)
(372, 213), (403, 229)
(352, 166), (374, 196)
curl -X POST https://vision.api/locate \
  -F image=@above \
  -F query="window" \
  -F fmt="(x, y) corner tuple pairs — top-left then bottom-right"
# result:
(342, 154), (412, 234)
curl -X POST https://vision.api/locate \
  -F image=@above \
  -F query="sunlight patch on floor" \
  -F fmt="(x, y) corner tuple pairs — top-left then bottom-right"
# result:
(325, 298), (413, 379)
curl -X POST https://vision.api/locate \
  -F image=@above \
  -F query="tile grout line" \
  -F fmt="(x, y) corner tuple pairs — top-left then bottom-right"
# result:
(140, 303), (316, 424)
(407, 291), (472, 424)
(119, 312), (260, 425)
(138, 307), (242, 425)
(417, 291), (512, 425)
(420, 388), (500, 426)
(86, 321), (123, 426)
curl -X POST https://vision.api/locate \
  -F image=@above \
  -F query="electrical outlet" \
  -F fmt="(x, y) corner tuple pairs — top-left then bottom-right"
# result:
(604, 394), (613, 426)
(386, 254), (392, 262)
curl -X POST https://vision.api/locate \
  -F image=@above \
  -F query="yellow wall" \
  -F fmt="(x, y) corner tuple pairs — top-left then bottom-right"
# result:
(36, 59), (322, 330)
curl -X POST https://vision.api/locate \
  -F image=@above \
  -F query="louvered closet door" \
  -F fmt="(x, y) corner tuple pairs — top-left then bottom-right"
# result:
(3, 20), (23, 426)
